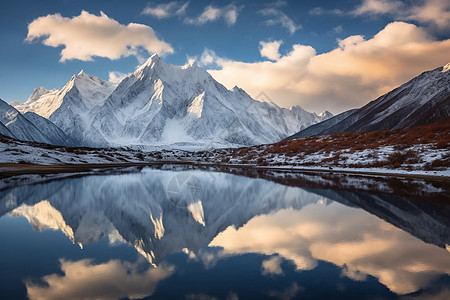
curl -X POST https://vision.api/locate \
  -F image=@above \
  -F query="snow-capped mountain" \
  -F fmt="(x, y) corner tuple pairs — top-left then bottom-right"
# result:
(14, 55), (331, 148)
(291, 62), (450, 138)
(14, 71), (116, 145)
(88, 54), (330, 147)
(0, 99), (72, 146)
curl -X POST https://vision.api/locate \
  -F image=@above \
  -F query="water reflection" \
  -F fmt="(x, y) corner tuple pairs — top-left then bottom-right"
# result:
(0, 167), (449, 299)
(26, 259), (173, 300)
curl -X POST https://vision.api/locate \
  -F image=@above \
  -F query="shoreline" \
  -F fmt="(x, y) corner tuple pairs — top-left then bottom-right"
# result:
(1, 161), (449, 182)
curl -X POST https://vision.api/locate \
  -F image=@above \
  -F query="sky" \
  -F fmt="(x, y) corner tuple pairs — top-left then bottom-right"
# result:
(0, 0), (449, 114)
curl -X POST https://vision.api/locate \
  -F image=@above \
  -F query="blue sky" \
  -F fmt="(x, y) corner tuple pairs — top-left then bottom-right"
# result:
(1, 0), (449, 113)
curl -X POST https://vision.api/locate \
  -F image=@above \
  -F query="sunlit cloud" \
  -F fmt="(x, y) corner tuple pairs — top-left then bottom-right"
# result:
(26, 10), (174, 62)
(203, 22), (450, 113)
(259, 1), (301, 34)
(108, 71), (129, 85)
(184, 4), (242, 26)
(259, 40), (283, 61)
(142, 1), (189, 19)
(353, 0), (450, 30)
(210, 203), (450, 295)
(353, 0), (404, 15)
(26, 259), (174, 300)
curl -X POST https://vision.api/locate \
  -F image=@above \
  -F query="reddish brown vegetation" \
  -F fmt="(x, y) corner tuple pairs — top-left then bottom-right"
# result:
(247, 118), (450, 157)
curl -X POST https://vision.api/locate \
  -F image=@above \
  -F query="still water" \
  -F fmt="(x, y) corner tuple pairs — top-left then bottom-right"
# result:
(0, 167), (449, 300)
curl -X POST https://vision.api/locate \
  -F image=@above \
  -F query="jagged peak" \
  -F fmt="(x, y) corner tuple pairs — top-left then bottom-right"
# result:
(78, 69), (85, 76)
(442, 63), (450, 73)
(182, 60), (199, 69)
(141, 53), (163, 68)
(319, 110), (333, 119)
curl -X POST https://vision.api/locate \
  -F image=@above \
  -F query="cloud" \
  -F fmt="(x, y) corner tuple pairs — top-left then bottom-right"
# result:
(26, 10), (173, 62)
(26, 259), (173, 300)
(108, 71), (129, 85)
(353, 0), (404, 15)
(259, 40), (283, 61)
(205, 22), (450, 113)
(333, 25), (343, 34)
(353, 0), (450, 30)
(259, 2), (301, 34)
(199, 48), (218, 66)
(308, 7), (344, 16)
(142, 1), (189, 19)
(184, 4), (242, 26)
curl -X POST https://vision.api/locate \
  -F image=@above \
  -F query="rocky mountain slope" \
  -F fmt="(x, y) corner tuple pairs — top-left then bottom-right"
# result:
(291, 63), (450, 138)
(0, 99), (72, 146)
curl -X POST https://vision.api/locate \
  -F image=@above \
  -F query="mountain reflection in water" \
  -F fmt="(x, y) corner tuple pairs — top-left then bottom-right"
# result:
(0, 167), (449, 300)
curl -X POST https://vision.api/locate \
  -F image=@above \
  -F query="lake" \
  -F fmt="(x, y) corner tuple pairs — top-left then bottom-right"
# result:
(0, 166), (449, 300)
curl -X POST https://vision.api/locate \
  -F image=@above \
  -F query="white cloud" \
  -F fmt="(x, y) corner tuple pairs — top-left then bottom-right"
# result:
(142, 1), (189, 19)
(259, 40), (283, 61)
(184, 4), (242, 26)
(353, 0), (450, 30)
(26, 259), (173, 300)
(333, 25), (343, 34)
(205, 22), (450, 113)
(308, 7), (344, 16)
(259, 2), (301, 34)
(26, 10), (173, 62)
(199, 48), (218, 66)
(108, 71), (129, 85)
(353, 0), (404, 15)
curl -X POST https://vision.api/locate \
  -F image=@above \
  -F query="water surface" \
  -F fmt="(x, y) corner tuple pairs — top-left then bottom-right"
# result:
(0, 167), (449, 300)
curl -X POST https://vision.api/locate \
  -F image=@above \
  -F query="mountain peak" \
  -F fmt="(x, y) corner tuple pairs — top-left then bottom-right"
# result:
(78, 69), (85, 76)
(318, 111), (333, 119)
(142, 53), (162, 68)
(442, 63), (450, 73)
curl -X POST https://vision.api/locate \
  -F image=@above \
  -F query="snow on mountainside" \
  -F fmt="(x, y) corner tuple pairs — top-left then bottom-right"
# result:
(0, 121), (15, 139)
(0, 99), (72, 146)
(14, 55), (331, 148)
(23, 112), (74, 146)
(14, 71), (116, 145)
(292, 62), (450, 138)
(88, 54), (330, 147)
(0, 99), (51, 144)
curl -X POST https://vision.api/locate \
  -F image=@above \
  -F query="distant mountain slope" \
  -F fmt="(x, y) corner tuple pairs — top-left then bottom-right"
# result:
(288, 109), (356, 139)
(23, 112), (74, 146)
(14, 71), (116, 146)
(0, 121), (15, 139)
(291, 63), (450, 138)
(0, 99), (72, 146)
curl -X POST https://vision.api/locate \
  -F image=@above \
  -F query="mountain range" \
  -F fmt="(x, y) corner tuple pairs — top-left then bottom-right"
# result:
(2, 58), (449, 149)
(290, 63), (450, 139)
(8, 55), (331, 148)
